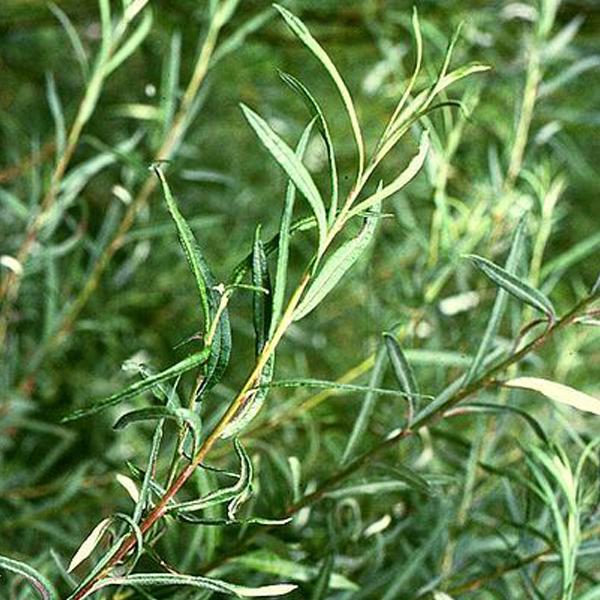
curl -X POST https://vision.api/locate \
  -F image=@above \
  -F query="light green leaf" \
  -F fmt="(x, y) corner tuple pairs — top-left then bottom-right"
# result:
(62, 347), (211, 422)
(263, 378), (428, 401)
(152, 165), (213, 328)
(221, 357), (275, 439)
(504, 377), (600, 416)
(348, 131), (430, 219)
(225, 549), (357, 591)
(271, 120), (315, 335)
(467, 254), (556, 321)
(48, 3), (89, 80)
(384, 332), (420, 423)
(464, 215), (527, 384)
(169, 439), (252, 514)
(153, 165), (231, 396)
(310, 555), (334, 600)
(279, 72), (338, 223)
(105, 8), (153, 76)
(113, 406), (202, 453)
(45, 73), (66, 158)
(274, 4), (364, 178)
(294, 203), (380, 321)
(446, 402), (549, 445)
(85, 573), (296, 598)
(340, 345), (387, 466)
(241, 103), (327, 255)
(0, 556), (58, 600)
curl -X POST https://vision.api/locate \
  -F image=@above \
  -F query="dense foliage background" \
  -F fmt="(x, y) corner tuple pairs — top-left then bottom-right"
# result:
(1, 1), (599, 598)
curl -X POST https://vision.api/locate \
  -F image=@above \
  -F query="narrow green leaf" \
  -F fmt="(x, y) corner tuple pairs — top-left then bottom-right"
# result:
(152, 165), (213, 328)
(294, 203), (380, 321)
(62, 347), (211, 422)
(384, 332), (420, 423)
(279, 72), (338, 223)
(85, 573), (296, 598)
(274, 4), (364, 178)
(45, 72), (66, 158)
(212, 9), (273, 66)
(240, 103), (327, 254)
(377, 63), (489, 162)
(231, 216), (316, 286)
(381, 7), (423, 143)
(224, 549), (357, 591)
(252, 226), (272, 354)
(310, 555), (334, 600)
(220, 356), (275, 439)
(467, 254), (557, 321)
(48, 3), (89, 80)
(105, 8), (153, 76)
(340, 344), (387, 466)
(270, 120), (315, 336)
(464, 215), (528, 384)
(113, 407), (202, 452)
(178, 514), (291, 526)
(152, 165), (231, 397)
(348, 131), (430, 219)
(0, 556), (58, 600)
(263, 378), (428, 400)
(446, 402), (549, 445)
(169, 438), (253, 514)
(133, 420), (164, 522)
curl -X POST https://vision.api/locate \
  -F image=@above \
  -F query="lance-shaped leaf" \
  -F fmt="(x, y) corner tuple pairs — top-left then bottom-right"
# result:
(294, 203), (381, 321)
(224, 549), (358, 591)
(152, 165), (231, 398)
(279, 72), (338, 223)
(113, 406), (202, 454)
(62, 347), (211, 422)
(504, 377), (600, 416)
(231, 216), (316, 286)
(340, 344), (387, 465)
(252, 226), (272, 354)
(274, 4), (364, 178)
(384, 332), (420, 424)
(263, 378), (429, 400)
(347, 131), (430, 219)
(153, 135), (213, 329)
(168, 438), (253, 514)
(0, 555), (58, 600)
(85, 573), (297, 598)
(241, 104), (327, 255)
(67, 513), (142, 574)
(271, 120), (315, 335)
(467, 254), (557, 321)
(464, 215), (528, 384)
(444, 402), (549, 445)
(221, 356), (275, 439)
(310, 555), (335, 600)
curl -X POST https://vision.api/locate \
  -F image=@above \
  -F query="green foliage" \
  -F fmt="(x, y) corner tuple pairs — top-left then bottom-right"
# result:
(1, 1), (600, 599)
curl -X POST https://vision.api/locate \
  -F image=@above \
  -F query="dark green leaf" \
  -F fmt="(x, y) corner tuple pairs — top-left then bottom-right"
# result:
(0, 556), (58, 600)
(62, 348), (211, 422)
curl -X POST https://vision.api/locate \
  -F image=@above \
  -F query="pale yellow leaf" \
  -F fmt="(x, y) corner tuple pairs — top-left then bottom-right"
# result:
(505, 377), (600, 416)
(68, 518), (110, 572)
(116, 473), (140, 502)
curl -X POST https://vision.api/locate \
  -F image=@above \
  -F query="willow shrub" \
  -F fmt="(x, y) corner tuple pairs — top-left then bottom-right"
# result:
(1, 1), (599, 599)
